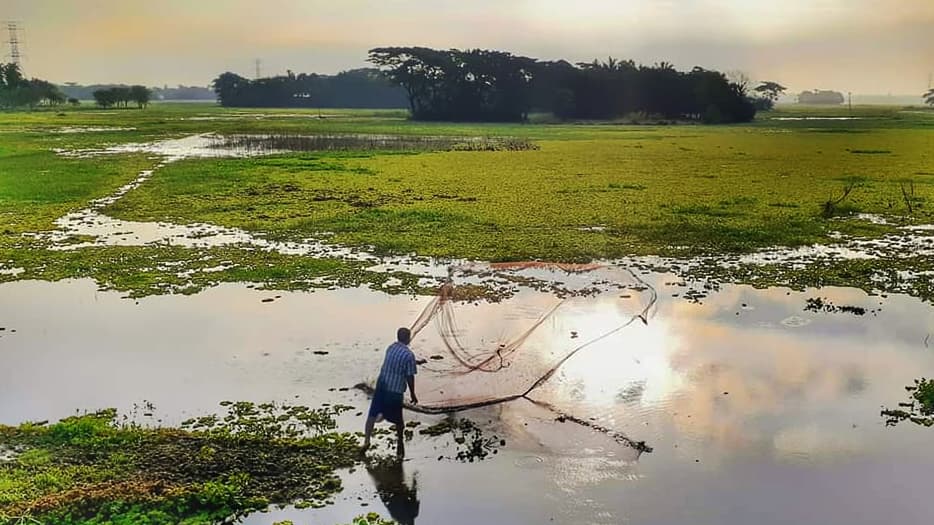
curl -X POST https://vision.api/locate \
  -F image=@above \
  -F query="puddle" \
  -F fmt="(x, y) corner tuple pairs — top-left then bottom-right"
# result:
(0, 444), (22, 462)
(736, 225), (934, 266)
(36, 135), (378, 261)
(41, 212), (371, 260)
(214, 134), (537, 153)
(769, 117), (867, 121)
(179, 113), (353, 121)
(737, 243), (879, 265)
(2, 276), (933, 524)
(53, 133), (264, 161)
(47, 126), (137, 134)
(850, 213), (892, 225)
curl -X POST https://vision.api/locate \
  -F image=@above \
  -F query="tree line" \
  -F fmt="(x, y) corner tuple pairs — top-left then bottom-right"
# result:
(60, 83), (214, 101)
(92, 86), (152, 108)
(211, 68), (407, 108)
(369, 47), (773, 123)
(0, 63), (67, 109)
(798, 90), (845, 105)
(210, 47), (787, 123)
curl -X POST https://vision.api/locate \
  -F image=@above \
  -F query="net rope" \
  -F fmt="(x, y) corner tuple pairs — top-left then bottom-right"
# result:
(359, 264), (658, 419)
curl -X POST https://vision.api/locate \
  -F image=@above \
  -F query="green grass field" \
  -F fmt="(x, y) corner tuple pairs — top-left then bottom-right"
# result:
(1, 102), (933, 296)
(106, 124), (931, 259)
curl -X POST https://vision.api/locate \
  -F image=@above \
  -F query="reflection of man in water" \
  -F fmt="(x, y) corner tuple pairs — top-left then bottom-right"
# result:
(367, 459), (420, 525)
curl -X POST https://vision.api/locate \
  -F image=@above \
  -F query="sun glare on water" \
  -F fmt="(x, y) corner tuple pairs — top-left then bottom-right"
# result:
(553, 300), (684, 408)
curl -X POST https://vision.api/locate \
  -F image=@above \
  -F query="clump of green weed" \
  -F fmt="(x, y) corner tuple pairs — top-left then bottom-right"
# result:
(419, 418), (504, 462)
(882, 378), (934, 428)
(180, 400), (353, 439)
(449, 137), (538, 151)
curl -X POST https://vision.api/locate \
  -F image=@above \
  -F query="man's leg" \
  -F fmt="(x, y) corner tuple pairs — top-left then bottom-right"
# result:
(396, 419), (405, 458)
(362, 416), (377, 451)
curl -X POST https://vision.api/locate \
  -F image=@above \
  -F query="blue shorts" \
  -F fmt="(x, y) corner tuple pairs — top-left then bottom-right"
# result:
(368, 388), (404, 425)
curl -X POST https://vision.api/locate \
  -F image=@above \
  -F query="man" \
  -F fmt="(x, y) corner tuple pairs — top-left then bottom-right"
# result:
(362, 327), (418, 457)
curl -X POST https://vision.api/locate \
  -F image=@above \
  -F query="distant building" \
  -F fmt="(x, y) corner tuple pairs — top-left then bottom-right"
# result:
(798, 90), (845, 105)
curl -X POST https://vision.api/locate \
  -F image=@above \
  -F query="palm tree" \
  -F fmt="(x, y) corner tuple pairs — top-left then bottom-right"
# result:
(925, 88), (934, 107)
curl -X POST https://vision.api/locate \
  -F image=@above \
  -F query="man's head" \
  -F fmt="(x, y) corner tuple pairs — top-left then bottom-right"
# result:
(397, 327), (411, 345)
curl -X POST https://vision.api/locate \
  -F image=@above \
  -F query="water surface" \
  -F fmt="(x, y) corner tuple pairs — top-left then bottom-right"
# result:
(2, 274), (932, 524)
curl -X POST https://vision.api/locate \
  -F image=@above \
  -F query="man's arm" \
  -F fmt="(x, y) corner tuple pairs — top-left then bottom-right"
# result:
(406, 351), (418, 404)
(406, 375), (417, 404)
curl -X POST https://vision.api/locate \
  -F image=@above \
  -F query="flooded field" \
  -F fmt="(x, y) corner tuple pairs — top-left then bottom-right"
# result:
(3, 269), (933, 524)
(1, 104), (933, 524)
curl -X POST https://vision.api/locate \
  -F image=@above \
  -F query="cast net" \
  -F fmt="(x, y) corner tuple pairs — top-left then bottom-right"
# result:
(365, 263), (657, 419)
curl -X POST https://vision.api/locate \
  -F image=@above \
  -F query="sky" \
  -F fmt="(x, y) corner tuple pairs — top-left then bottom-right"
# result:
(3, 0), (933, 94)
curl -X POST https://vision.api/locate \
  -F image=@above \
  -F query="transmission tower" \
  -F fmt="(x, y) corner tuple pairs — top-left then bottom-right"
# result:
(5, 21), (22, 67)
(254, 58), (262, 79)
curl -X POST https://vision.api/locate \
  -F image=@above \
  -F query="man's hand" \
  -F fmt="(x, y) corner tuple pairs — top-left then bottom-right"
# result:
(406, 375), (417, 405)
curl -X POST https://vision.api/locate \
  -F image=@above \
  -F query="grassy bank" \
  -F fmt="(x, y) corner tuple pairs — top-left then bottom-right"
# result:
(0, 403), (361, 525)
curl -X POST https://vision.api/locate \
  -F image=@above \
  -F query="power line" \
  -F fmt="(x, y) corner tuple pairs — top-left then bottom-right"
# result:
(4, 21), (22, 68)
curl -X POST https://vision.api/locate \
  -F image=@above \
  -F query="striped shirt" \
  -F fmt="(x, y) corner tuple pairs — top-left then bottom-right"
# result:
(376, 341), (417, 394)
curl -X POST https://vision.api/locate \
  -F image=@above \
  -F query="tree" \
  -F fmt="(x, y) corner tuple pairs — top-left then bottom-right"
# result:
(211, 69), (406, 109)
(528, 59), (754, 123)
(368, 47), (536, 121)
(27, 79), (66, 106)
(925, 88), (934, 107)
(689, 68), (756, 123)
(798, 90), (845, 105)
(91, 86), (148, 109)
(129, 85), (151, 108)
(212, 72), (248, 106)
(754, 81), (787, 103)
(93, 88), (115, 108)
(1, 63), (24, 88)
(113, 86), (132, 107)
(726, 70), (751, 96)
(0, 63), (65, 109)
(0, 63), (27, 109)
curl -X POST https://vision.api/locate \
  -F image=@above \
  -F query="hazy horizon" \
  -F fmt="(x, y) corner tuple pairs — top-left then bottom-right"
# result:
(4, 0), (933, 95)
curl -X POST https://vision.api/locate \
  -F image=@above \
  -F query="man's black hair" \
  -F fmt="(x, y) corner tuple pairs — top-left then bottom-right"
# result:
(397, 327), (411, 344)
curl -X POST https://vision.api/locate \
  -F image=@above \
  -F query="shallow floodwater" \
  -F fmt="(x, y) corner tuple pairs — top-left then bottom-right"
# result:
(768, 117), (868, 121)
(2, 273), (933, 524)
